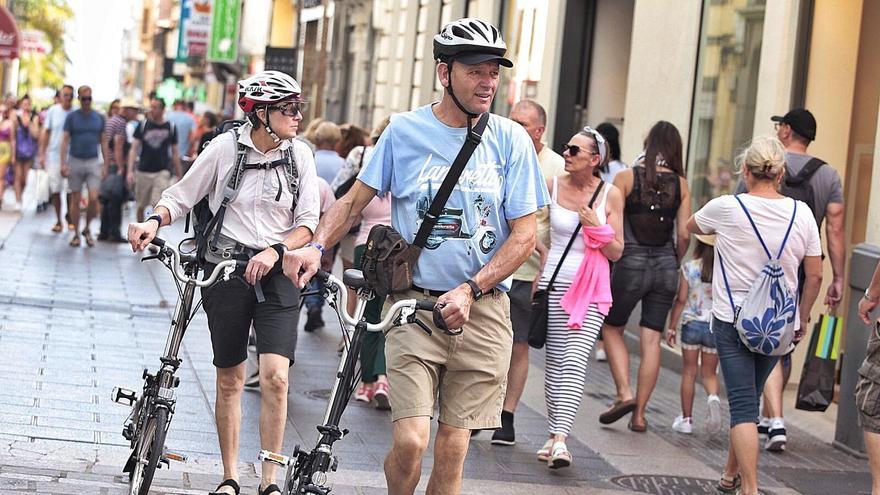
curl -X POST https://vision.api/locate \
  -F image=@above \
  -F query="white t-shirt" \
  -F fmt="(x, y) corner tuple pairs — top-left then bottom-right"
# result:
(694, 194), (821, 326)
(44, 103), (72, 161)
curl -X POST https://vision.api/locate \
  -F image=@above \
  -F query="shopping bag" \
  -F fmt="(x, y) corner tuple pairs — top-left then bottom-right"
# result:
(34, 169), (49, 204)
(795, 314), (841, 412)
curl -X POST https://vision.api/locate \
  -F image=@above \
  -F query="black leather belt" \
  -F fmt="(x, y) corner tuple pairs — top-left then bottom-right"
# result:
(411, 285), (447, 298)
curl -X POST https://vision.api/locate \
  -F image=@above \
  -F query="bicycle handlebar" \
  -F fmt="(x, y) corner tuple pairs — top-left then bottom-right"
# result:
(316, 270), (435, 332)
(149, 237), (243, 287)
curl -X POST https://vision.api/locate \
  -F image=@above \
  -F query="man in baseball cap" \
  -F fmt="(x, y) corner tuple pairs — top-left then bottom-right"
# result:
(771, 108), (816, 142)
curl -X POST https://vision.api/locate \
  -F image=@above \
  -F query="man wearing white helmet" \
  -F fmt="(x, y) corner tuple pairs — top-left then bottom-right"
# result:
(285, 18), (549, 493)
(127, 70), (320, 495)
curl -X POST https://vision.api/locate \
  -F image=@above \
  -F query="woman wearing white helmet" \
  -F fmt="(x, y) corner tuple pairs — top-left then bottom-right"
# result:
(127, 69), (320, 495)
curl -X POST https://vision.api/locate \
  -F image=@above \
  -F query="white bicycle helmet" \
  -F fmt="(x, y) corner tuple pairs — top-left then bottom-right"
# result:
(433, 18), (512, 67)
(237, 70), (304, 113)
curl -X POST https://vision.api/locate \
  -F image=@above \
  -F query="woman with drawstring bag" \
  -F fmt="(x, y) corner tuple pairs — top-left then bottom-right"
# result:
(688, 135), (822, 495)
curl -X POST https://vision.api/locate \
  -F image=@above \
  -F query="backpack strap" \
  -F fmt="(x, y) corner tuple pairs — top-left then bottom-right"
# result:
(209, 129), (248, 251)
(717, 252), (739, 324)
(775, 199), (798, 260)
(734, 195), (772, 260)
(283, 146), (299, 211)
(786, 158), (826, 186)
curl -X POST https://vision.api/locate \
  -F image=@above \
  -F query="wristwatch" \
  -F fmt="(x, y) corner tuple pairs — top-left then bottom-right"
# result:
(146, 214), (162, 227)
(465, 279), (483, 301)
(270, 243), (287, 260)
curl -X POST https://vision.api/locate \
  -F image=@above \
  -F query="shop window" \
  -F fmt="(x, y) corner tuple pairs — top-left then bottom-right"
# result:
(687, 0), (766, 208)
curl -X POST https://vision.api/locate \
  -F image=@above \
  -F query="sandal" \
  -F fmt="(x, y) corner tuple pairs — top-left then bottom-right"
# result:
(82, 230), (95, 247)
(628, 417), (648, 433)
(717, 472), (741, 493)
(69, 233), (81, 247)
(548, 441), (572, 469)
(259, 483), (281, 495)
(209, 478), (240, 495)
(599, 398), (637, 425)
(51, 222), (63, 233)
(536, 439), (553, 462)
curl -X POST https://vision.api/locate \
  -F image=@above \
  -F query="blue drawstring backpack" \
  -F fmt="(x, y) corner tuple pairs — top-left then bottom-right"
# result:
(718, 196), (799, 356)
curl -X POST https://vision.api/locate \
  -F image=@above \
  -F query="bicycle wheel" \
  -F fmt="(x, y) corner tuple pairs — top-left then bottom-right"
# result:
(128, 407), (167, 495)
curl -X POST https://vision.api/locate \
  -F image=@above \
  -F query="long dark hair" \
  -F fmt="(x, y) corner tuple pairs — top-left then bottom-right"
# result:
(337, 125), (369, 160)
(694, 239), (714, 284)
(596, 122), (621, 174)
(643, 121), (684, 187)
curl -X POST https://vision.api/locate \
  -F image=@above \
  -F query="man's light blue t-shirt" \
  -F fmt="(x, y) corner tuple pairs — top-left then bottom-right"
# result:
(358, 104), (550, 292)
(165, 110), (195, 158)
(63, 109), (104, 160)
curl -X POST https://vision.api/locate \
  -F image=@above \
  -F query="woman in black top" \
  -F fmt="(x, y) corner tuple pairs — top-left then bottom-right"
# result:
(597, 121), (691, 432)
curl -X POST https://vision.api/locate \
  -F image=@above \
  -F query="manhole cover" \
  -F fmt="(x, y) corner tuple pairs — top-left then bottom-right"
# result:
(304, 388), (331, 400)
(610, 475), (773, 495)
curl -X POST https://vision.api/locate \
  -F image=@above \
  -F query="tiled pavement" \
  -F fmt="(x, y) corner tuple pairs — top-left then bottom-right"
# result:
(0, 207), (873, 494)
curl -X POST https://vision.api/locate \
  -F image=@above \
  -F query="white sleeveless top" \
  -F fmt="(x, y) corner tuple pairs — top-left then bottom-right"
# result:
(541, 176), (611, 285)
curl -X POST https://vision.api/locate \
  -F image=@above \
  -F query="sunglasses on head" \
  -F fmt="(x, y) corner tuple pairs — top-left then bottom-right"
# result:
(269, 101), (306, 117)
(562, 143), (597, 157)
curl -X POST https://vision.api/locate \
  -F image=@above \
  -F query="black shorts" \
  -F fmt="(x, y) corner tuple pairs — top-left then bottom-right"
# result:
(605, 250), (678, 332)
(201, 264), (300, 368)
(508, 279), (533, 343)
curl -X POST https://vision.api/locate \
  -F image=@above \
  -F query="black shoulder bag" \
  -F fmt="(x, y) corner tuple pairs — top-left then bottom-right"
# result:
(528, 180), (604, 349)
(361, 113), (490, 297)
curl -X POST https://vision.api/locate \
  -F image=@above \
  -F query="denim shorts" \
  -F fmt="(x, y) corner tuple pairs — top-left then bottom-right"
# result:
(605, 249), (678, 331)
(680, 320), (715, 352)
(713, 317), (779, 427)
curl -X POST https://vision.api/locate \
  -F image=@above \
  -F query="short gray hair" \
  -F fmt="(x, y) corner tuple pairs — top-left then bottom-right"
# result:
(511, 99), (547, 126)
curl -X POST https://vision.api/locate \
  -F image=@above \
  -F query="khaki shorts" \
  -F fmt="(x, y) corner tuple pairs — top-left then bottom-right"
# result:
(384, 288), (512, 429)
(135, 170), (172, 212)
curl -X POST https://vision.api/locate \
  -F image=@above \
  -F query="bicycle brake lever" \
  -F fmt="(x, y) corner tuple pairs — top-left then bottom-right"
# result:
(412, 318), (433, 336)
(140, 254), (161, 262)
(222, 264), (236, 282)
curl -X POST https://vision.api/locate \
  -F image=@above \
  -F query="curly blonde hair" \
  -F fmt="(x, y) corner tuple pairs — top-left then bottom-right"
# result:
(737, 135), (786, 181)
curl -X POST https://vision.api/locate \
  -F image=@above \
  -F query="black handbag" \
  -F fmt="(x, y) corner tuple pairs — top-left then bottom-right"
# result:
(528, 180), (604, 349)
(361, 113), (490, 297)
(795, 314), (841, 412)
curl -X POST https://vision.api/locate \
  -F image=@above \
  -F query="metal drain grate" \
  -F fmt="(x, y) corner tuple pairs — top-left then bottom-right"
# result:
(304, 388), (332, 400)
(610, 475), (773, 495)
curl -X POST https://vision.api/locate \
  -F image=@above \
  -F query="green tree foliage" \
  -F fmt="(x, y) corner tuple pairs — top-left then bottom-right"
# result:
(12, 0), (73, 95)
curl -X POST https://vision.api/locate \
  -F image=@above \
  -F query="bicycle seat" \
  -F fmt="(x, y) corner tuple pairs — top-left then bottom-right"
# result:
(343, 269), (369, 290)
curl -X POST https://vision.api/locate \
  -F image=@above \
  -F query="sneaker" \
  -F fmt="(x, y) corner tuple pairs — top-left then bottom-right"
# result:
(757, 417), (770, 441)
(706, 395), (723, 434)
(373, 382), (391, 410)
(244, 370), (260, 389)
(595, 348), (607, 362)
(765, 425), (787, 452)
(536, 439), (553, 462)
(354, 383), (373, 403)
(304, 306), (324, 332)
(548, 441), (572, 469)
(491, 411), (515, 446)
(672, 415), (693, 434)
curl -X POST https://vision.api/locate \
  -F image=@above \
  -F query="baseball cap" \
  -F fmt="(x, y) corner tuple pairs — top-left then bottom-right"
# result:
(771, 108), (816, 141)
(453, 51), (513, 68)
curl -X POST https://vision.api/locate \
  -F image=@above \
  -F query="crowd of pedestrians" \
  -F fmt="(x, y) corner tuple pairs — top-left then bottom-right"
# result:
(7, 13), (872, 495)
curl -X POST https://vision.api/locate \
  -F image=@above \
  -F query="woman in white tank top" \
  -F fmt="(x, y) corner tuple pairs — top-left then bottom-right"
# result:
(535, 127), (624, 469)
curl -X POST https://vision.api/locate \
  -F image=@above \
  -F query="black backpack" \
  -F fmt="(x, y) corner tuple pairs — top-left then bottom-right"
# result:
(186, 120), (300, 265)
(780, 157), (825, 224)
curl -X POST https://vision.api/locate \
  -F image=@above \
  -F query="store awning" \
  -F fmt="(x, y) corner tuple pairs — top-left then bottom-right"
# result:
(0, 6), (19, 61)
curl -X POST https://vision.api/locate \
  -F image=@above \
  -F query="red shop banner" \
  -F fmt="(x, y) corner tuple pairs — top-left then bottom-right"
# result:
(0, 5), (19, 60)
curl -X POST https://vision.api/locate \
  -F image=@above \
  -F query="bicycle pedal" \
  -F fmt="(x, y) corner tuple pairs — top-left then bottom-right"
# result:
(111, 387), (137, 406)
(163, 450), (187, 463)
(258, 449), (291, 467)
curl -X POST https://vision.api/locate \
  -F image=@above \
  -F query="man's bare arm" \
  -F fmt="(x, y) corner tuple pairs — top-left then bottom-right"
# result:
(314, 180), (378, 248)
(824, 202), (846, 307)
(472, 213), (536, 292)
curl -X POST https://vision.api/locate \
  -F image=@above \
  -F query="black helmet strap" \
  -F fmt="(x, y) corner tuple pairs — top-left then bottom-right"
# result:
(444, 59), (479, 138)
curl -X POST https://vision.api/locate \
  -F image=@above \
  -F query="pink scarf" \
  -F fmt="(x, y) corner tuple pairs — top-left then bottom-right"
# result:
(560, 224), (615, 328)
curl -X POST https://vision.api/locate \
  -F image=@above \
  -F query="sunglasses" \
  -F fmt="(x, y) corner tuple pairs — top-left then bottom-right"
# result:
(562, 143), (598, 157)
(269, 102), (306, 117)
(80, 96), (92, 102)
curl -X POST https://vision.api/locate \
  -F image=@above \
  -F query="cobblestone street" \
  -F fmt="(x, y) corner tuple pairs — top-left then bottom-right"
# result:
(0, 208), (873, 494)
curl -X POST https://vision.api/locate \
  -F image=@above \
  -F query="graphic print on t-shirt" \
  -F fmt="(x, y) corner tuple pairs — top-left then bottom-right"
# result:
(414, 153), (501, 255)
